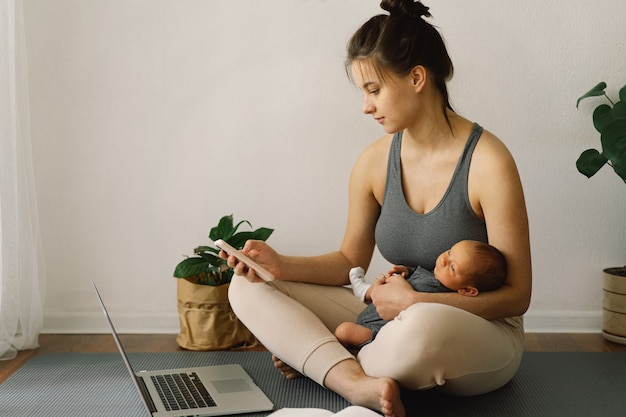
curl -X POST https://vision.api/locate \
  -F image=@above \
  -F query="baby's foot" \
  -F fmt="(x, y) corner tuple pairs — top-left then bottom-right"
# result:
(349, 267), (371, 302)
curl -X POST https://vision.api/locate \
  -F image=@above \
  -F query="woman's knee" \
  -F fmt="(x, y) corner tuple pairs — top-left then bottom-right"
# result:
(377, 303), (461, 354)
(359, 303), (520, 392)
(228, 275), (264, 320)
(357, 304), (446, 385)
(227, 275), (246, 310)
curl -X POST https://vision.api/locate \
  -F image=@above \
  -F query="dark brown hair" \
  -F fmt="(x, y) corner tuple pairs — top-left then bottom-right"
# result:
(464, 241), (508, 292)
(346, 1), (454, 124)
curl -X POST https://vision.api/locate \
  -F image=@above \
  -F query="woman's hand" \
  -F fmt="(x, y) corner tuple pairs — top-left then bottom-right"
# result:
(219, 240), (280, 283)
(369, 274), (417, 321)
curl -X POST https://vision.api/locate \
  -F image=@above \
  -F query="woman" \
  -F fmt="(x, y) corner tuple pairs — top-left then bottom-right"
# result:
(225, 1), (531, 416)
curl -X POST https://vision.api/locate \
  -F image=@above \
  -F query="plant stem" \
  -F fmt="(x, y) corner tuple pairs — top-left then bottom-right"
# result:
(604, 93), (615, 106)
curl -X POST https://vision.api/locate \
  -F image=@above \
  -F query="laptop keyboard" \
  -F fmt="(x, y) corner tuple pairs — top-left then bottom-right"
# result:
(151, 372), (217, 411)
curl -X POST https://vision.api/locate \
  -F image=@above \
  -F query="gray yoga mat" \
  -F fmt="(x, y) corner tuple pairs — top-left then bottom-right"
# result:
(1, 351), (625, 416)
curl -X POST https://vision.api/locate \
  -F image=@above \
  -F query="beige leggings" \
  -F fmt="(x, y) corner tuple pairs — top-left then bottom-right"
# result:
(228, 275), (524, 396)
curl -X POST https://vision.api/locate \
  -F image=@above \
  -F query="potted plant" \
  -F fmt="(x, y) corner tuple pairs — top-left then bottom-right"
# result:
(576, 82), (626, 344)
(173, 214), (273, 350)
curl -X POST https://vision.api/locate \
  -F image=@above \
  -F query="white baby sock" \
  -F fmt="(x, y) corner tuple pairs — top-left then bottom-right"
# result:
(349, 267), (371, 302)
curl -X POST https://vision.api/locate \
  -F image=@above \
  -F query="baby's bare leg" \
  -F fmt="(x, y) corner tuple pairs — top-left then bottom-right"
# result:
(335, 322), (373, 347)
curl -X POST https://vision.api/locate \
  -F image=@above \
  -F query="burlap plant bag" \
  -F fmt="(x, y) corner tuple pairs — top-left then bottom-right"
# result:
(176, 278), (257, 350)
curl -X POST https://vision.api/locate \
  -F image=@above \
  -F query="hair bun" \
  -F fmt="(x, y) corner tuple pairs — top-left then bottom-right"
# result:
(380, 0), (431, 20)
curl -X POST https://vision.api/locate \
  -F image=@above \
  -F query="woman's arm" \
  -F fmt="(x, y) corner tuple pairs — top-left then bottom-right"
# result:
(371, 131), (532, 321)
(226, 240), (357, 285)
(472, 131), (532, 318)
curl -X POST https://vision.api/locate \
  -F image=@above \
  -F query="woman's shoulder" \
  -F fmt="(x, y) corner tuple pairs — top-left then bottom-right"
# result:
(366, 132), (395, 154)
(355, 133), (394, 166)
(472, 125), (517, 171)
(449, 116), (504, 153)
(350, 133), (394, 198)
(469, 124), (524, 200)
(465, 122), (526, 228)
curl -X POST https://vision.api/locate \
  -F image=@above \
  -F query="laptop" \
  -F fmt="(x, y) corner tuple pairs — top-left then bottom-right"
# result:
(93, 282), (274, 416)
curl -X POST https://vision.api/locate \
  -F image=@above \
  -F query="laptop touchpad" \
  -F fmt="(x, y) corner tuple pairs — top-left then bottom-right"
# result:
(212, 378), (253, 393)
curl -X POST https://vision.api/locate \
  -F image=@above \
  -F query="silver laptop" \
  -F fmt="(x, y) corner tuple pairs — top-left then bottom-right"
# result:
(93, 282), (274, 416)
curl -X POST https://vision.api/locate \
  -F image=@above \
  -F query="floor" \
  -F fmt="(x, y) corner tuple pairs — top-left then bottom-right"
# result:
(1, 333), (626, 384)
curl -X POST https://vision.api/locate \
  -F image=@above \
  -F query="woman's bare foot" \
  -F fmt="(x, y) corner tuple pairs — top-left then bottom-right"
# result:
(272, 355), (303, 379)
(350, 376), (404, 417)
(272, 355), (404, 416)
(379, 378), (404, 417)
(324, 359), (405, 417)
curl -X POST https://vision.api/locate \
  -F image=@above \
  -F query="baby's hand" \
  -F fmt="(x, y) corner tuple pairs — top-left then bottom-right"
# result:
(374, 274), (387, 286)
(385, 265), (409, 279)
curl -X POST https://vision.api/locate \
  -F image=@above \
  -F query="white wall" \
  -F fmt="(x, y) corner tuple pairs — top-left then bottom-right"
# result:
(22, 0), (626, 333)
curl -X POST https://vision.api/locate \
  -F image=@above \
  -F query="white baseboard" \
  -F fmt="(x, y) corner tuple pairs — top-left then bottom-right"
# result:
(42, 311), (181, 334)
(522, 310), (602, 333)
(42, 309), (604, 334)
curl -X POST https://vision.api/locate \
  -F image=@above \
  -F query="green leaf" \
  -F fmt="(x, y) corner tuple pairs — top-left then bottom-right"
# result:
(230, 220), (254, 239)
(601, 118), (626, 156)
(576, 149), (608, 178)
(592, 104), (613, 133)
(173, 257), (222, 278)
(209, 214), (234, 241)
(612, 150), (626, 182)
(577, 82), (607, 108)
(193, 246), (219, 255)
(228, 227), (274, 249)
(620, 83), (626, 103)
(250, 227), (274, 241)
(189, 270), (233, 286)
(178, 214), (274, 284)
(611, 100), (626, 120)
(601, 118), (626, 181)
(197, 252), (223, 264)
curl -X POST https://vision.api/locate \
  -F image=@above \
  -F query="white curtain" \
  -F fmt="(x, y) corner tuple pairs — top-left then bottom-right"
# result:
(0, 0), (45, 361)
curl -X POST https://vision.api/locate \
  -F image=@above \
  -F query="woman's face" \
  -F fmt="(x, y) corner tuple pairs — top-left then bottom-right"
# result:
(351, 61), (420, 134)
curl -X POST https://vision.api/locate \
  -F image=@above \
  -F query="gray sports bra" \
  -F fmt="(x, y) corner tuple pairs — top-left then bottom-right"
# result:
(374, 123), (488, 271)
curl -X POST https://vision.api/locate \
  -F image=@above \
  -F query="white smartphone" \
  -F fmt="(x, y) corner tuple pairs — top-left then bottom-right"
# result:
(214, 239), (275, 282)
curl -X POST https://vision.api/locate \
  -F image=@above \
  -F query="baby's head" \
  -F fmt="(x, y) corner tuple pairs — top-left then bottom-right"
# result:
(433, 240), (507, 297)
